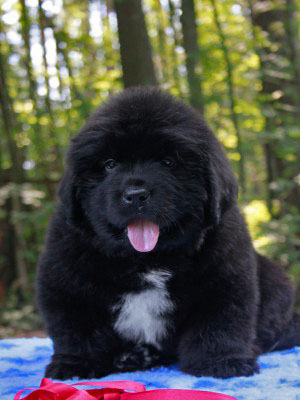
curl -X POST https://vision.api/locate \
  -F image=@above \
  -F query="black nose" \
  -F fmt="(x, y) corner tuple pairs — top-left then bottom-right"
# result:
(123, 187), (150, 207)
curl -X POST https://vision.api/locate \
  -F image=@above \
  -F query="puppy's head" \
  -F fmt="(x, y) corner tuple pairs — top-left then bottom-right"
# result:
(59, 87), (238, 255)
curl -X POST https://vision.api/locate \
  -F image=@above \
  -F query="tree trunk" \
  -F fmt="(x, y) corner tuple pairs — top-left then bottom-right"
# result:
(210, 0), (245, 194)
(180, 0), (203, 113)
(38, 0), (63, 168)
(100, 0), (118, 95)
(249, 0), (300, 213)
(168, 0), (184, 95)
(19, 0), (43, 157)
(0, 29), (28, 297)
(285, 0), (300, 119)
(113, 0), (158, 88)
(153, 0), (171, 84)
(0, 42), (23, 183)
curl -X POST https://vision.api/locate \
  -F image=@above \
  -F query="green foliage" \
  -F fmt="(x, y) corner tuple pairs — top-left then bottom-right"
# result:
(0, 301), (43, 338)
(260, 214), (300, 274)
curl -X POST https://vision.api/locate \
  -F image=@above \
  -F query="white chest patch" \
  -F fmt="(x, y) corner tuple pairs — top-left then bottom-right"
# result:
(113, 270), (174, 348)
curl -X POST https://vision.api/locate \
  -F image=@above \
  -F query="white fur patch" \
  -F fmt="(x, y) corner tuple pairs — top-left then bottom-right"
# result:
(113, 270), (173, 348)
(144, 270), (172, 289)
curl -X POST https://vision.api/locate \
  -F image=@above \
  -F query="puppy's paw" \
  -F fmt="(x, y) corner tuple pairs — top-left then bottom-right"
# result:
(114, 344), (160, 371)
(45, 354), (111, 380)
(181, 357), (259, 378)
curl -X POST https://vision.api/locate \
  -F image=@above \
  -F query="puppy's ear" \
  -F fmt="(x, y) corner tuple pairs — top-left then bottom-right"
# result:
(58, 168), (82, 227)
(206, 141), (238, 226)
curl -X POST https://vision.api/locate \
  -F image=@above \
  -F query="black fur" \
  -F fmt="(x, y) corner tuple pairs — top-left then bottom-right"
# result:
(36, 87), (299, 380)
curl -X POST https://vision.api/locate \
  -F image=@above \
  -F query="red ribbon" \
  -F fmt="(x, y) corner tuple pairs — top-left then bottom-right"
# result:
(14, 378), (237, 400)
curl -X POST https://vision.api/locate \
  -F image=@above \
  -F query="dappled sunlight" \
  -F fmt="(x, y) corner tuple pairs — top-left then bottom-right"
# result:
(243, 200), (272, 250)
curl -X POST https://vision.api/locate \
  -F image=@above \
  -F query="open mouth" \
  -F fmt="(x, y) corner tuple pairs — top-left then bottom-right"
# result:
(127, 219), (160, 252)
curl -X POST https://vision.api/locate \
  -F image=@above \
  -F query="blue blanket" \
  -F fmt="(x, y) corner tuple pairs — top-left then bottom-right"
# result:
(0, 338), (299, 399)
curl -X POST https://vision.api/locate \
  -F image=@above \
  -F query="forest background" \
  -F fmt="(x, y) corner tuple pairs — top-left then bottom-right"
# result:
(0, 0), (300, 337)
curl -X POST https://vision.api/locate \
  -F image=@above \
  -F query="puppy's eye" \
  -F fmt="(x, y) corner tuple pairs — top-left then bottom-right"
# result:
(105, 159), (117, 170)
(162, 158), (175, 167)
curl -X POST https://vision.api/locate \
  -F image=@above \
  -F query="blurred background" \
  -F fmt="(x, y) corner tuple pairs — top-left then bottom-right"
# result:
(0, 0), (300, 337)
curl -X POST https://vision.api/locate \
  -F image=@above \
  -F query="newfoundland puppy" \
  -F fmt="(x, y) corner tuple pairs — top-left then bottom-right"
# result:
(37, 87), (299, 380)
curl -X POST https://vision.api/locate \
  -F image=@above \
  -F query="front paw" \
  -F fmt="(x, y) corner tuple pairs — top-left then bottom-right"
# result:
(181, 357), (259, 378)
(114, 344), (160, 371)
(45, 354), (111, 380)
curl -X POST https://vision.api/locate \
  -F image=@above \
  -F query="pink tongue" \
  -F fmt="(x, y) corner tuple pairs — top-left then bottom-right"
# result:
(127, 220), (160, 252)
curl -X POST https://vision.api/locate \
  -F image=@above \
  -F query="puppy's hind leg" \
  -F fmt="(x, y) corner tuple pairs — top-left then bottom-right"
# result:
(177, 267), (260, 379)
(270, 313), (300, 351)
(177, 320), (259, 378)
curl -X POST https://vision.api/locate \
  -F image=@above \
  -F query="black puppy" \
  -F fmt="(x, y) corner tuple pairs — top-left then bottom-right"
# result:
(37, 87), (300, 380)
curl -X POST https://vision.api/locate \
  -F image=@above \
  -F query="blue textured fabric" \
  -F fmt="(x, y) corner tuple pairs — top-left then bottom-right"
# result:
(0, 338), (299, 399)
